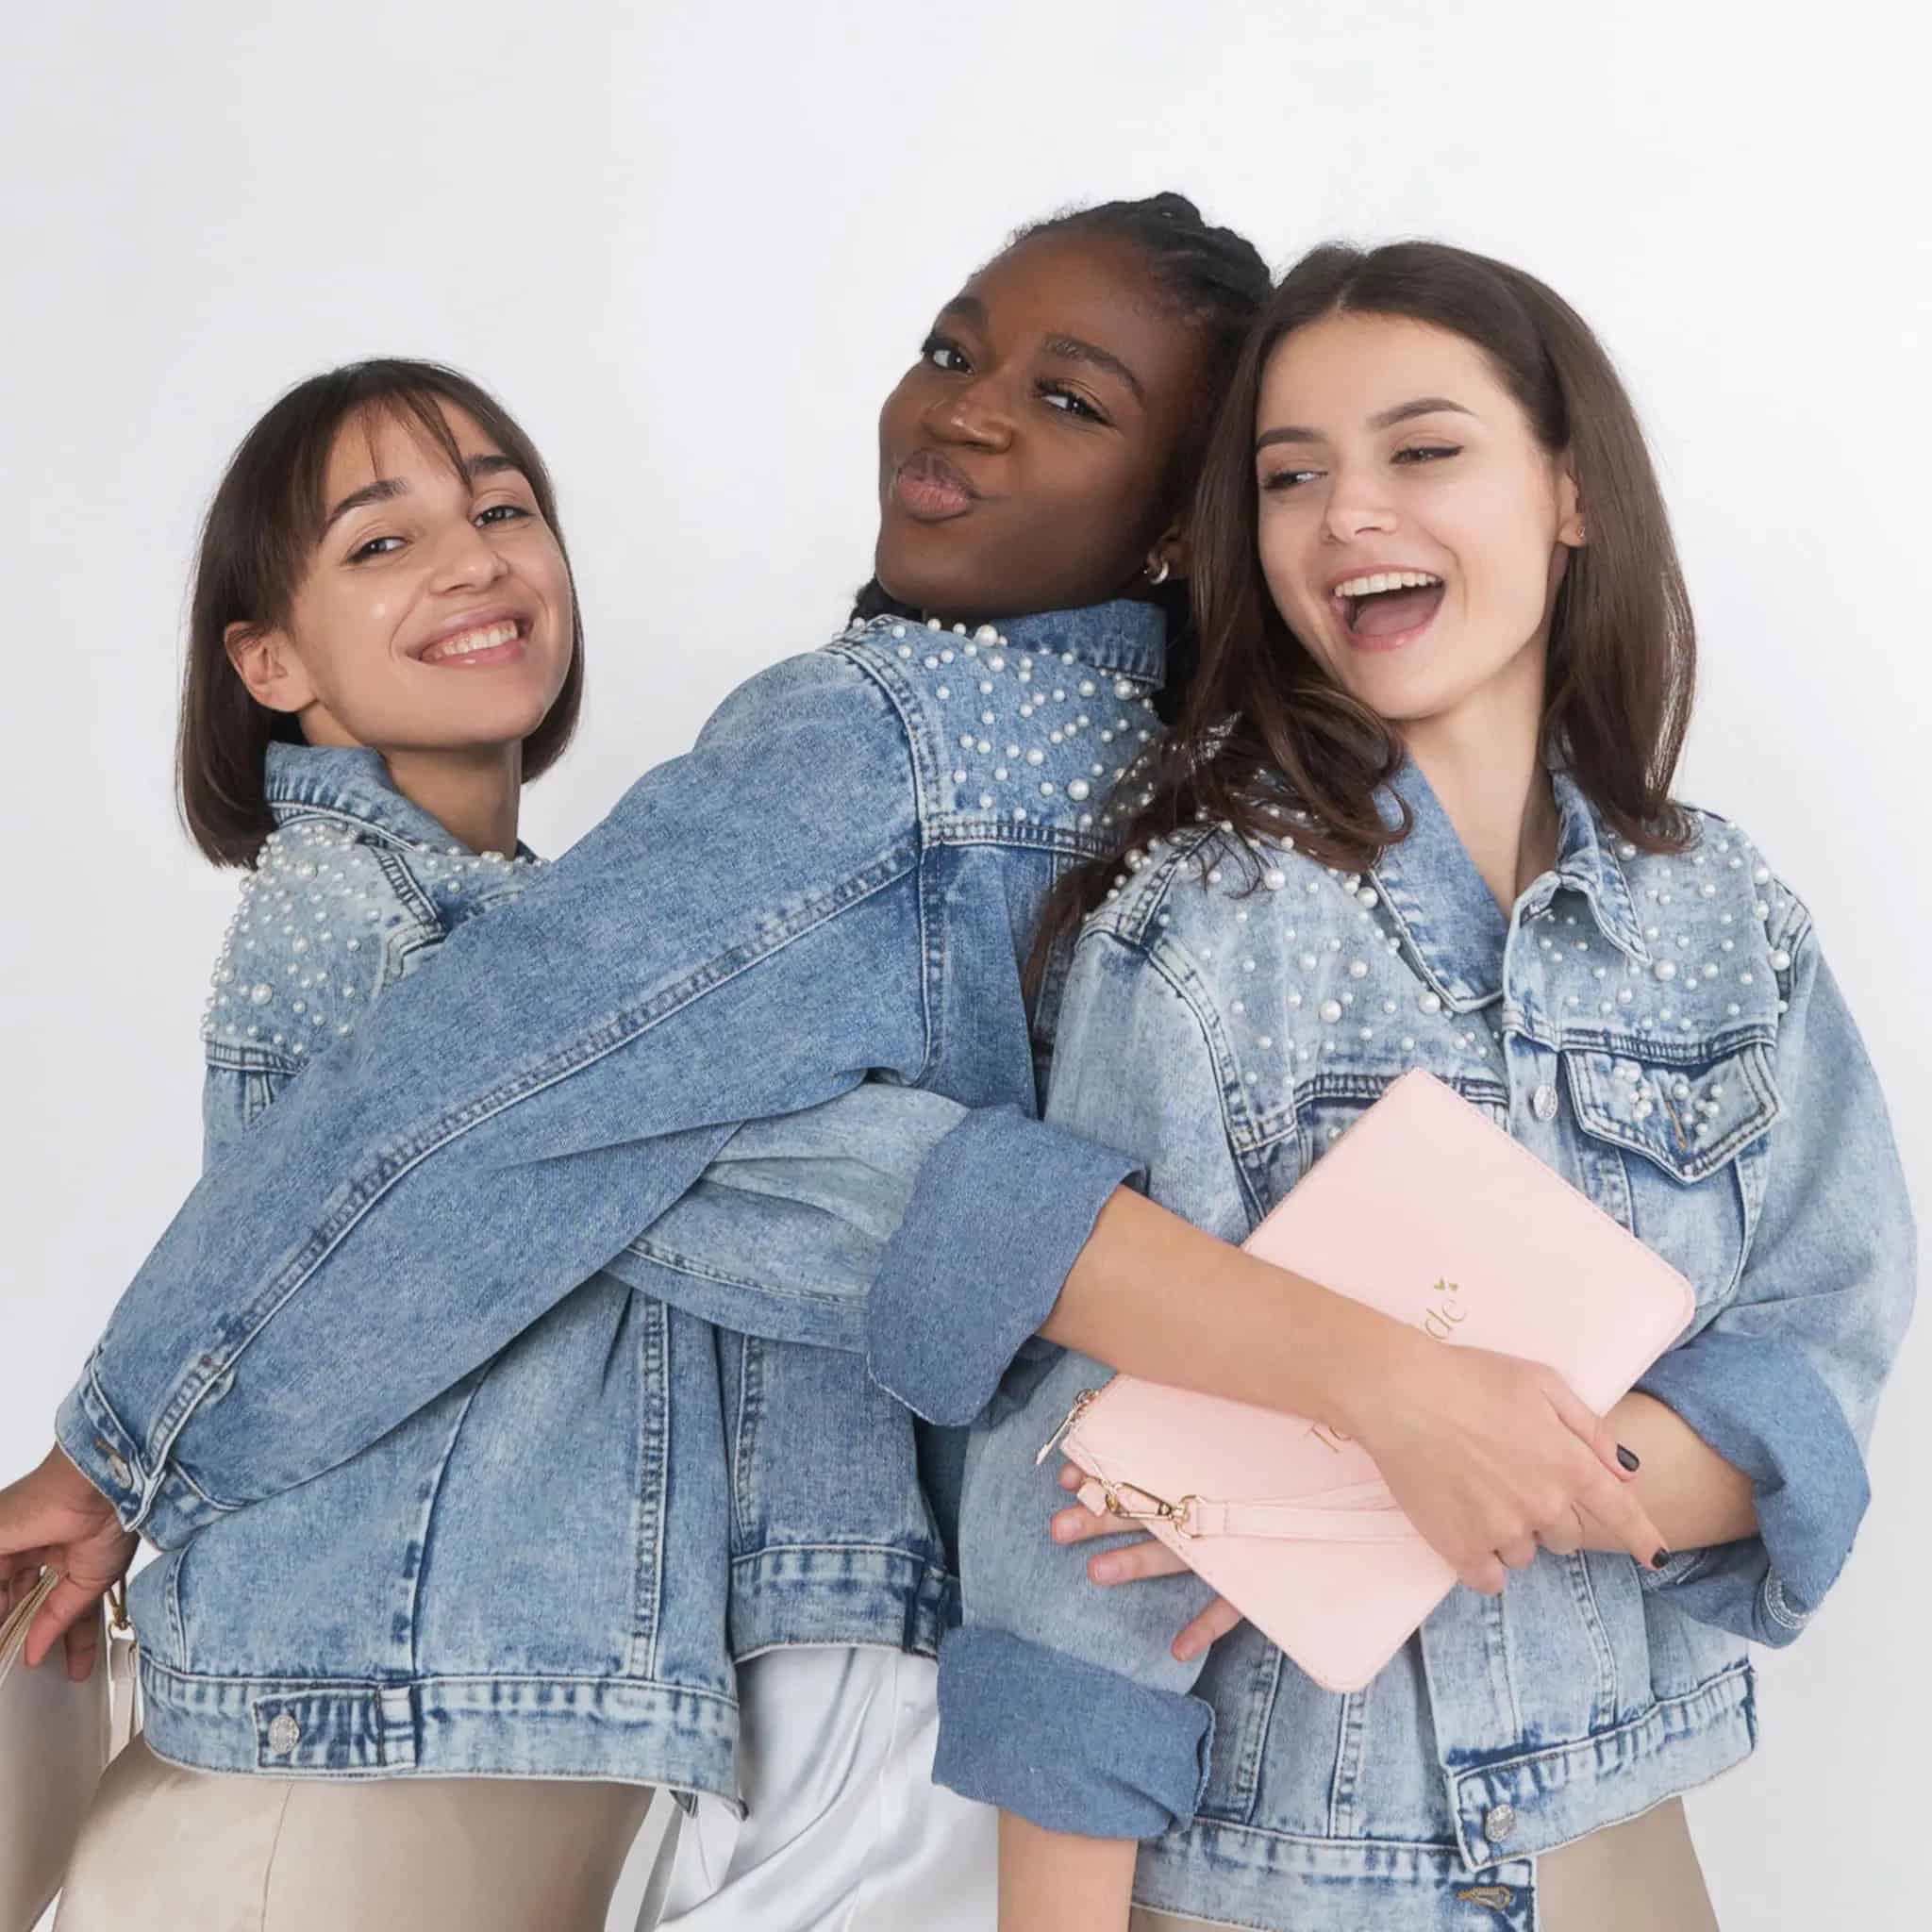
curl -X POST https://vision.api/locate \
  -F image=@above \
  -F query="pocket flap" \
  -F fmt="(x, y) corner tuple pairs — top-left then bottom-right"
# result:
(1564, 1041), (1781, 1183)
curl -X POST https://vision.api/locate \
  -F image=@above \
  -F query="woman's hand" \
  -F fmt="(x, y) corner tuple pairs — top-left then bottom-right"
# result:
(0, 1446), (137, 1677)
(1331, 1328), (1664, 1593)
(1045, 1330), (1668, 1647)
(1048, 1462), (1245, 1662)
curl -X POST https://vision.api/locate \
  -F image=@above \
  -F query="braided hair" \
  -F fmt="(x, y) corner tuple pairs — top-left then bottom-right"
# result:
(851, 191), (1272, 715)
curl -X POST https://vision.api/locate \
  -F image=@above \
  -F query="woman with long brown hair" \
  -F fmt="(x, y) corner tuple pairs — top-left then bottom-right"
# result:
(934, 241), (1915, 1931)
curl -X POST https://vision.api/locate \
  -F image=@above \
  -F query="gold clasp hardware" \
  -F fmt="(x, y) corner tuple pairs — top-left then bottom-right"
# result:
(1455, 1886), (1515, 1911)
(107, 1576), (132, 1637)
(1035, 1389), (1100, 1467)
(1094, 1475), (1201, 1539)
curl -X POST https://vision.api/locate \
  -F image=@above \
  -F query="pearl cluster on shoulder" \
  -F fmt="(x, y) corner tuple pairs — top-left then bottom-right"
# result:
(201, 818), (541, 1061)
(1091, 804), (1799, 1130)
(841, 611), (1160, 835)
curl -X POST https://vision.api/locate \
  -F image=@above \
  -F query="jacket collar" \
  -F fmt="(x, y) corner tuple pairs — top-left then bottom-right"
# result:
(1370, 758), (1650, 1013)
(263, 741), (496, 854)
(892, 598), (1167, 685)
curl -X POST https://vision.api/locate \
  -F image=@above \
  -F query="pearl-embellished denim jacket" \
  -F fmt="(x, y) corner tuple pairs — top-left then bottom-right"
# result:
(196, 743), (542, 1160)
(57, 606), (1168, 1775)
(932, 760), (1914, 1932)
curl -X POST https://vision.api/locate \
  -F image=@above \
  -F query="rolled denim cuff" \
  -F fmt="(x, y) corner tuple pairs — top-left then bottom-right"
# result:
(933, 1625), (1212, 1838)
(1636, 1329), (1869, 1642)
(54, 1370), (153, 1532)
(867, 1108), (1142, 1425)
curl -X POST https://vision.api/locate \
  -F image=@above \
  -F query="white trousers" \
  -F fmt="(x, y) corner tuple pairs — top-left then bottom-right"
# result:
(659, 1646), (995, 1932)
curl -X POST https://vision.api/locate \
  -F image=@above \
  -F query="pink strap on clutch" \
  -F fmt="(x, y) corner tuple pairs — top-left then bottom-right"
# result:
(1075, 1475), (1417, 1544)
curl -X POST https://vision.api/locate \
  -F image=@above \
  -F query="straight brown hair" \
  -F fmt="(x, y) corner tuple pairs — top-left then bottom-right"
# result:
(1033, 240), (1696, 980)
(178, 359), (584, 867)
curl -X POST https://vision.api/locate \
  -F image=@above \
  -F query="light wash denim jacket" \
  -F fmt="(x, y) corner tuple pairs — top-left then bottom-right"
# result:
(57, 606), (1164, 1778)
(934, 761), (1914, 1932)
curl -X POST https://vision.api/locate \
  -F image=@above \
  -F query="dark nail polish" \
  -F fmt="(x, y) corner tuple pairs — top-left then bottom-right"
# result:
(1616, 1443), (1641, 1473)
(1652, 1548), (1671, 1569)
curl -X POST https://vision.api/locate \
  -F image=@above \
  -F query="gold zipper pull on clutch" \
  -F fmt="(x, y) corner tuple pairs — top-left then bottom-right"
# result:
(1035, 1388), (1099, 1466)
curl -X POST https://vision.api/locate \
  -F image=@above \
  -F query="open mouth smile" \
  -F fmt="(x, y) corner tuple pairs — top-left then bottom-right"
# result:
(1329, 570), (1445, 652)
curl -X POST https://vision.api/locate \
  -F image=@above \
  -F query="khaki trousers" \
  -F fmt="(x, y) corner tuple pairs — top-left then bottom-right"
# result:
(56, 1736), (658, 1932)
(1130, 1797), (1718, 1931)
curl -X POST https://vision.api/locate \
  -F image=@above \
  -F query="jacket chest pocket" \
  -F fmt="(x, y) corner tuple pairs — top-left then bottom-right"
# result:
(1562, 1042), (1781, 1310)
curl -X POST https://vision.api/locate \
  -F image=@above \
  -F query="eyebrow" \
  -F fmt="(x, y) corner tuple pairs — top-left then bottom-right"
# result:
(1254, 396), (1475, 453)
(323, 452), (523, 533)
(1043, 335), (1144, 403)
(937, 295), (1146, 403)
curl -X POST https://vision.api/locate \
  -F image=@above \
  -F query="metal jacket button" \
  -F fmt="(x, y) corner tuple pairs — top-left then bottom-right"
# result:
(1531, 1085), (1559, 1123)
(1483, 1803), (1518, 1844)
(93, 1439), (133, 1489)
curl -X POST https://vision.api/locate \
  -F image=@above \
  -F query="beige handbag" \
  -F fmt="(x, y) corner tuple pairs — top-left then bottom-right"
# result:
(0, 1574), (138, 1932)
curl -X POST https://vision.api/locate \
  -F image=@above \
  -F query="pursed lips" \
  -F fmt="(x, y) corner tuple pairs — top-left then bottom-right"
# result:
(891, 450), (982, 520)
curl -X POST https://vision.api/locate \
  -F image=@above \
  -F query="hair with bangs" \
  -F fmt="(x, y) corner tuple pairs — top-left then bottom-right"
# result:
(1029, 239), (1697, 983)
(178, 358), (584, 866)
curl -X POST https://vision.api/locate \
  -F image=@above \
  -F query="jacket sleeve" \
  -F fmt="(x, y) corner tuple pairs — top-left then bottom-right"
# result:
(57, 650), (1126, 1541)
(935, 923), (1240, 1839)
(610, 1087), (1139, 1424)
(1635, 920), (1917, 1644)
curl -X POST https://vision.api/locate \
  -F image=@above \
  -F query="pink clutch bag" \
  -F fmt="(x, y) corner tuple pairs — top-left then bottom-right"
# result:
(1045, 1070), (1696, 1692)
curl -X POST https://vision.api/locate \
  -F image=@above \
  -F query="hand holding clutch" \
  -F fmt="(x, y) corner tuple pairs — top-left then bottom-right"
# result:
(0, 1447), (136, 1677)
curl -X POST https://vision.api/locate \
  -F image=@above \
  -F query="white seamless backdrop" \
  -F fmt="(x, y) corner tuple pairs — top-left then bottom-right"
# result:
(5, 5), (1925, 1926)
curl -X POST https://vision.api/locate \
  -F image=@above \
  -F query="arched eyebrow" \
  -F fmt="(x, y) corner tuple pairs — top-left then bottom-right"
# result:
(937, 294), (1145, 402)
(1042, 335), (1144, 403)
(1255, 396), (1474, 454)
(323, 453), (524, 534)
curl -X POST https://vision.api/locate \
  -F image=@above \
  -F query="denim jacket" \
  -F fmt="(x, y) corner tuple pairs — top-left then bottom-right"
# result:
(934, 761), (1914, 1931)
(58, 606), (1164, 1772)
